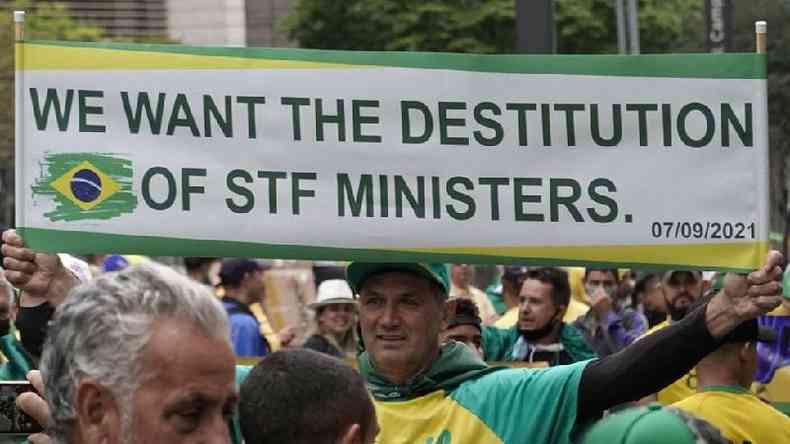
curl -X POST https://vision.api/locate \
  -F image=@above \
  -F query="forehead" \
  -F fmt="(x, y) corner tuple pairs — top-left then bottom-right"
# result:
(360, 271), (435, 296)
(139, 317), (236, 396)
(665, 272), (700, 286)
(585, 270), (616, 282)
(520, 279), (554, 299)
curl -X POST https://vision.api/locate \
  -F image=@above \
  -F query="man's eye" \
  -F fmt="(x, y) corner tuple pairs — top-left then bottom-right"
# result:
(174, 410), (202, 433)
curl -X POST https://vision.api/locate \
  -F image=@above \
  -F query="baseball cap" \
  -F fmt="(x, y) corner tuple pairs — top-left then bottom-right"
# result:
(581, 404), (729, 444)
(219, 258), (263, 287)
(346, 262), (449, 295)
(663, 270), (702, 282)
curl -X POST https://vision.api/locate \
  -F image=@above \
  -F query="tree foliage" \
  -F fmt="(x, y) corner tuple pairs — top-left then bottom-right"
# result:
(284, 0), (790, 240)
(1, 1), (107, 226)
(283, 0), (704, 54)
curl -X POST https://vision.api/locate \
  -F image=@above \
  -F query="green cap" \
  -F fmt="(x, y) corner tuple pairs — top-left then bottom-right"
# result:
(346, 263), (449, 295)
(783, 266), (790, 300)
(581, 405), (728, 444)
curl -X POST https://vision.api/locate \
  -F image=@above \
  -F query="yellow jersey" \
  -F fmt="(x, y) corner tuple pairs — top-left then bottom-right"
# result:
(673, 385), (790, 444)
(639, 320), (696, 404)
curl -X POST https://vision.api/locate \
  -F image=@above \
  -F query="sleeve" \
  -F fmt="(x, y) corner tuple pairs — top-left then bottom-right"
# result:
(577, 304), (717, 423)
(616, 310), (648, 347)
(0, 331), (33, 380)
(454, 363), (587, 444)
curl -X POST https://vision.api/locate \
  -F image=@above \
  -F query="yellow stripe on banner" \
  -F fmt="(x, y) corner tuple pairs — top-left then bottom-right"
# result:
(17, 43), (360, 71)
(396, 241), (769, 270)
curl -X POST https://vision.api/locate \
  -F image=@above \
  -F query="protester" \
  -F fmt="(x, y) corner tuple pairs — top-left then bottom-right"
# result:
(639, 270), (705, 404)
(441, 298), (484, 359)
(672, 316), (790, 443)
(8, 253), (89, 364)
(2, 229), (785, 444)
(239, 349), (378, 444)
(493, 265), (528, 328)
(632, 271), (668, 328)
(219, 258), (271, 356)
(346, 257), (782, 444)
(496, 266), (590, 328)
(41, 263), (238, 444)
(752, 269), (790, 415)
(483, 267), (596, 365)
(573, 269), (647, 356)
(448, 264), (498, 324)
(303, 279), (358, 359)
(581, 404), (729, 444)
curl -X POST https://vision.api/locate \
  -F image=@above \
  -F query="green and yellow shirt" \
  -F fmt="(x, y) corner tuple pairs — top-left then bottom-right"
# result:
(359, 342), (588, 444)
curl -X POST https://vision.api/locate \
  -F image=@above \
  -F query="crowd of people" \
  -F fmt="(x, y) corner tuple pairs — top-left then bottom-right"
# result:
(0, 227), (789, 443)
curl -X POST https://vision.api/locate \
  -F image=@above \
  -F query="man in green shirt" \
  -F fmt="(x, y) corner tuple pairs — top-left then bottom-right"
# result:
(347, 258), (783, 444)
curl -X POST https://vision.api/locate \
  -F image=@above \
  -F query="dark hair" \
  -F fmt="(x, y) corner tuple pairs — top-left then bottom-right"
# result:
(447, 298), (482, 331)
(524, 267), (571, 308)
(183, 257), (217, 273)
(239, 349), (374, 444)
(583, 268), (620, 285)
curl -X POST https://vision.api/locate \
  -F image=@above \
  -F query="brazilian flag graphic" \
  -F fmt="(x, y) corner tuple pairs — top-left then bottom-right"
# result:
(32, 153), (137, 222)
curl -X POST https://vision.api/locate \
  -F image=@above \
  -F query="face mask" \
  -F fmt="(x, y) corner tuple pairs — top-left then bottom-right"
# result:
(16, 302), (55, 357)
(519, 309), (560, 342)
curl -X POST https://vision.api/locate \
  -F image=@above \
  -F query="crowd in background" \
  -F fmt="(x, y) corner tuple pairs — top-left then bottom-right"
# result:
(0, 234), (789, 444)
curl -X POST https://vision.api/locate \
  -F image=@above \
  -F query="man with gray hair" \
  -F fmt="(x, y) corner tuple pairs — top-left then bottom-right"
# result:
(40, 263), (238, 444)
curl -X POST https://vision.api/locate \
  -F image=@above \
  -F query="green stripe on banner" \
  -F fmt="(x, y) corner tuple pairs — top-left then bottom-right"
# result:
(26, 40), (766, 79)
(19, 227), (753, 271)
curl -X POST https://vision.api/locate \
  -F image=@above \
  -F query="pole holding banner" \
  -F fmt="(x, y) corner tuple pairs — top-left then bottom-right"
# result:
(756, 21), (767, 54)
(14, 10), (24, 41)
(14, 11), (25, 230)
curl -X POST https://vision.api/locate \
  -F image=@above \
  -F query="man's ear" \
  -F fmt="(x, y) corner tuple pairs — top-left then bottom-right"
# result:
(442, 298), (458, 328)
(74, 379), (121, 443)
(338, 423), (363, 444)
(738, 341), (753, 362)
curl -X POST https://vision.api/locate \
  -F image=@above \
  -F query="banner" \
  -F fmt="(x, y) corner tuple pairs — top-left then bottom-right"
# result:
(15, 41), (769, 270)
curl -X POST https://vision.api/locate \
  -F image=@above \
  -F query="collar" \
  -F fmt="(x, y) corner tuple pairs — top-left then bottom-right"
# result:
(699, 384), (750, 395)
(358, 342), (501, 401)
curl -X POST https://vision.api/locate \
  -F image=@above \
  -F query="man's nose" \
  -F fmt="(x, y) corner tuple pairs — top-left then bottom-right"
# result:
(379, 302), (401, 327)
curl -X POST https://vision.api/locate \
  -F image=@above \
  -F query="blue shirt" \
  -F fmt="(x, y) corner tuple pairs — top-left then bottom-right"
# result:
(222, 299), (269, 357)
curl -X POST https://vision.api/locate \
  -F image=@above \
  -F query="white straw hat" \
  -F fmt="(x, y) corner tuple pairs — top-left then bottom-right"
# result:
(309, 279), (356, 309)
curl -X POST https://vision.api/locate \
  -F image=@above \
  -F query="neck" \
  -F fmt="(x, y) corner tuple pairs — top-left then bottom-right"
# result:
(373, 345), (441, 386)
(224, 288), (250, 305)
(697, 362), (747, 390)
(533, 327), (561, 345)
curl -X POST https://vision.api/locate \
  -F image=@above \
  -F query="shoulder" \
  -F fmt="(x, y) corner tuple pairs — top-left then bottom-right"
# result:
(460, 361), (588, 394)
(303, 334), (330, 349)
(230, 313), (259, 330)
